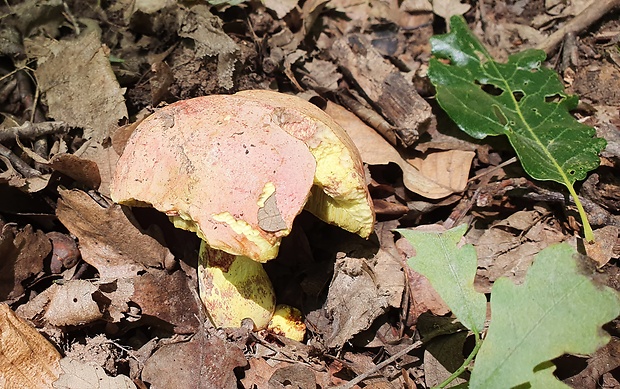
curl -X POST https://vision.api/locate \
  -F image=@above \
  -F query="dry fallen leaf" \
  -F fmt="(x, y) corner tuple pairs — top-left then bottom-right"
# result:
(0, 303), (61, 388)
(582, 226), (619, 268)
(53, 357), (135, 389)
(141, 329), (246, 389)
(131, 269), (201, 334)
(0, 224), (51, 301)
(325, 101), (454, 199)
(423, 332), (468, 388)
(24, 280), (104, 327)
(178, 5), (240, 90)
(469, 207), (566, 292)
(49, 153), (101, 190)
(241, 358), (281, 389)
(30, 32), (128, 142)
(56, 188), (174, 279)
(322, 249), (404, 348)
(408, 150), (475, 193)
(432, 0), (471, 21)
(263, 0), (298, 18)
(75, 140), (120, 197)
(269, 364), (317, 389)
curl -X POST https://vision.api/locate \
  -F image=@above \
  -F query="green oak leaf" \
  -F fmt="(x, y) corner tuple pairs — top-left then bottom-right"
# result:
(397, 225), (486, 334)
(428, 16), (606, 241)
(469, 243), (620, 388)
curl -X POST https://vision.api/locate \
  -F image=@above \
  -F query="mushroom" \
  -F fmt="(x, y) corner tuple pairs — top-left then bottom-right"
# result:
(111, 90), (375, 335)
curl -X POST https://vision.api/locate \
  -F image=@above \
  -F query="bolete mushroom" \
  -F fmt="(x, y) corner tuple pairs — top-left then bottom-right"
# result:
(111, 90), (375, 335)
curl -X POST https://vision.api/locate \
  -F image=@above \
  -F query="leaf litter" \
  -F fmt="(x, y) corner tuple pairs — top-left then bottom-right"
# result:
(0, 0), (619, 387)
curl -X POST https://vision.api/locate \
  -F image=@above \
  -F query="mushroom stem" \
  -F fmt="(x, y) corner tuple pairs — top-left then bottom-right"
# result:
(198, 241), (276, 330)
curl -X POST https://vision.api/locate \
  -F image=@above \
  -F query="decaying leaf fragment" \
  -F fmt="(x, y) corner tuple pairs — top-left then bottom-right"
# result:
(0, 224), (51, 301)
(322, 249), (404, 348)
(53, 358), (135, 389)
(0, 304), (61, 388)
(141, 329), (246, 389)
(17, 280), (104, 327)
(178, 4), (240, 90)
(30, 31), (128, 142)
(56, 188), (174, 279)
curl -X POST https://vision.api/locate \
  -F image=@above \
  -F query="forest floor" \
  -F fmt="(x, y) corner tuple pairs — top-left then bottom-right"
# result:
(1, 0), (620, 388)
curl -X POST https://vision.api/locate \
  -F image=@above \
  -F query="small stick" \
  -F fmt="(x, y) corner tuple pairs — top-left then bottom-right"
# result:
(0, 121), (68, 142)
(15, 69), (49, 171)
(536, 0), (620, 56)
(468, 156), (518, 182)
(333, 341), (423, 389)
(0, 143), (41, 178)
(337, 91), (400, 146)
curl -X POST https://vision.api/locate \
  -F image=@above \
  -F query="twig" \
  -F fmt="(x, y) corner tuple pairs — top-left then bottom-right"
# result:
(337, 91), (400, 146)
(536, 0), (620, 56)
(333, 341), (423, 389)
(0, 121), (68, 142)
(0, 143), (41, 178)
(468, 156), (518, 182)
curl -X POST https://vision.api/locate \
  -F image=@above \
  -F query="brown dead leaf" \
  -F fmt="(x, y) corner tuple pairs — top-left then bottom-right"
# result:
(17, 280), (105, 327)
(582, 226), (619, 268)
(342, 351), (394, 387)
(64, 334), (123, 376)
(6, 0), (65, 37)
(53, 357), (135, 389)
(0, 303), (61, 388)
(75, 140), (120, 197)
(263, 0), (298, 18)
(325, 102), (454, 199)
(178, 5), (239, 90)
(241, 358), (280, 389)
(408, 150), (475, 193)
(150, 61), (174, 105)
(131, 269), (201, 334)
(56, 188), (174, 279)
(49, 153), (101, 190)
(328, 0), (403, 30)
(470, 207), (566, 292)
(243, 356), (330, 389)
(322, 249), (404, 348)
(395, 235), (450, 321)
(0, 224), (51, 301)
(34, 281), (104, 327)
(432, 0), (471, 20)
(30, 32), (128, 142)
(98, 278), (134, 323)
(141, 329), (246, 389)
(407, 267), (451, 319)
(532, 0), (594, 28)
(111, 121), (140, 157)
(269, 364), (317, 389)
(0, 155), (27, 188)
(300, 59), (341, 91)
(423, 331), (468, 388)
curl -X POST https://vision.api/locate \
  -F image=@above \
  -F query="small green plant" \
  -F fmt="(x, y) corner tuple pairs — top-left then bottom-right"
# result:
(428, 16), (606, 243)
(397, 225), (620, 388)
